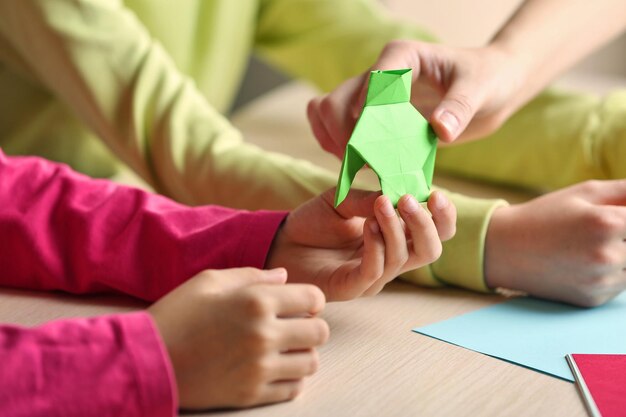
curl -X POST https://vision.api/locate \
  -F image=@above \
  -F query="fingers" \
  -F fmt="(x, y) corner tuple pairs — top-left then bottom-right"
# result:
(358, 217), (386, 285)
(563, 236), (626, 307)
(326, 187), (381, 219)
(427, 191), (457, 241)
(353, 81), (368, 118)
(256, 268), (289, 285)
(307, 98), (341, 158)
(567, 272), (626, 308)
(595, 273), (626, 296)
(258, 380), (304, 405)
(277, 318), (330, 350)
(397, 195), (442, 266)
(374, 195), (410, 271)
(308, 75), (363, 159)
(361, 220), (393, 295)
(585, 205), (626, 241)
(273, 350), (320, 381)
(358, 194), (450, 297)
(352, 71), (378, 118)
(199, 267), (288, 293)
(268, 284), (326, 317)
(358, 196), (410, 296)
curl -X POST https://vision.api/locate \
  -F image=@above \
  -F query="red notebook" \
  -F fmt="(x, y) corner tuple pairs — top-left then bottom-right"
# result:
(566, 354), (626, 417)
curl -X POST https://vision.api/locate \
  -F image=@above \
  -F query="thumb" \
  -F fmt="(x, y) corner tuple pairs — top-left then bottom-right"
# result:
(209, 267), (288, 292)
(257, 267), (289, 284)
(326, 188), (381, 219)
(431, 82), (481, 142)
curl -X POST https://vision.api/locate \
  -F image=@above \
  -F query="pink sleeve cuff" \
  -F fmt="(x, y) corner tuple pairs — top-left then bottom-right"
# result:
(122, 312), (178, 417)
(236, 210), (288, 269)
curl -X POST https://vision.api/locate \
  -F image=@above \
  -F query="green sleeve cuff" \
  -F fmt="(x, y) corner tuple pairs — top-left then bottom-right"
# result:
(399, 263), (444, 288)
(433, 191), (508, 292)
(400, 190), (508, 292)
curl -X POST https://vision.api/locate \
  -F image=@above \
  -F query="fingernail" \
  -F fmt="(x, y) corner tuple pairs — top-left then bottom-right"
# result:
(439, 111), (459, 136)
(369, 219), (380, 234)
(432, 192), (448, 210)
(378, 197), (395, 217)
(400, 195), (419, 213)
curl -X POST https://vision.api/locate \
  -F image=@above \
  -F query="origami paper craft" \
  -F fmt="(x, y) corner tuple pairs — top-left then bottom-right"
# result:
(334, 69), (437, 208)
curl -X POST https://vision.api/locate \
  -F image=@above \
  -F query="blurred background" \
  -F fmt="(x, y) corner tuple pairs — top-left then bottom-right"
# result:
(233, 0), (626, 110)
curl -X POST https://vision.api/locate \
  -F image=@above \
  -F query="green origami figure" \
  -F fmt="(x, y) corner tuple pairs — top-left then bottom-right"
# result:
(334, 69), (438, 208)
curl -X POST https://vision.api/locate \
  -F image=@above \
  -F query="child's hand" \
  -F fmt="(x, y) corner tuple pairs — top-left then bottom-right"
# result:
(148, 267), (328, 410)
(266, 189), (456, 301)
(485, 180), (626, 307)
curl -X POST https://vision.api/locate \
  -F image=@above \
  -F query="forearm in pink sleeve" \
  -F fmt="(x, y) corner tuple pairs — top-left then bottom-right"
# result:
(0, 311), (175, 417)
(0, 150), (288, 301)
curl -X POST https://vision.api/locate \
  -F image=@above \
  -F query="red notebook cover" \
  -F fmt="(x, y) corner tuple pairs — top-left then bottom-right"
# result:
(566, 354), (626, 417)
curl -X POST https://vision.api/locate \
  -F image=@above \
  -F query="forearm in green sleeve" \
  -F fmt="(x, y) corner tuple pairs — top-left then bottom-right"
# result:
(435, 89), (626, 192)
(0, 0), (337, 210)
(596, 90), (626, 181)
(420, 89), (626, 292)
(400, 188), (508, 292)
(255, 0), (435, 92)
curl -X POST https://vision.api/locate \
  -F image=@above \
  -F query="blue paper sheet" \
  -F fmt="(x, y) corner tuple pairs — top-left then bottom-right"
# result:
(414, 293), (626, 381)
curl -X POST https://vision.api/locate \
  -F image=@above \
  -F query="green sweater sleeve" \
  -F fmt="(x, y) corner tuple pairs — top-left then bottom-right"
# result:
(0, 0), (337, 210)
(436, 89), (626, 192)
(255, 0), (436, 91)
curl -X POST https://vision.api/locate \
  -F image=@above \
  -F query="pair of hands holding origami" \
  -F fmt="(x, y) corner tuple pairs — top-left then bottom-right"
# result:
(307, 38), (626, 308)
(307, 40), (521, 152)
(150, 188), (456, 410)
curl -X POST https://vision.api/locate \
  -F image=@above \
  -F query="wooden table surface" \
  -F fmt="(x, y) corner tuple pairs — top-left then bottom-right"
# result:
(0, 82), (586, 417)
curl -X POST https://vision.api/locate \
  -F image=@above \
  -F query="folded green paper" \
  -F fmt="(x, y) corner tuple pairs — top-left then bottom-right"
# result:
(335, 69), (437, 207)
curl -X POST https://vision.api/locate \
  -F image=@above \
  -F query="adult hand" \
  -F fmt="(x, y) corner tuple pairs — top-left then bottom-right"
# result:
(148, 267), (329, 410)
(266, 188), (456, 301)
(308, 40), (526, 158)
(485, 180), (626, 307)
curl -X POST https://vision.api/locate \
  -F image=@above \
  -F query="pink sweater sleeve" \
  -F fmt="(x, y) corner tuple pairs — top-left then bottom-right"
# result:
(0, 150), (288, 301)
(0, 311), (176, 417)
(0, 149), (289, 416)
